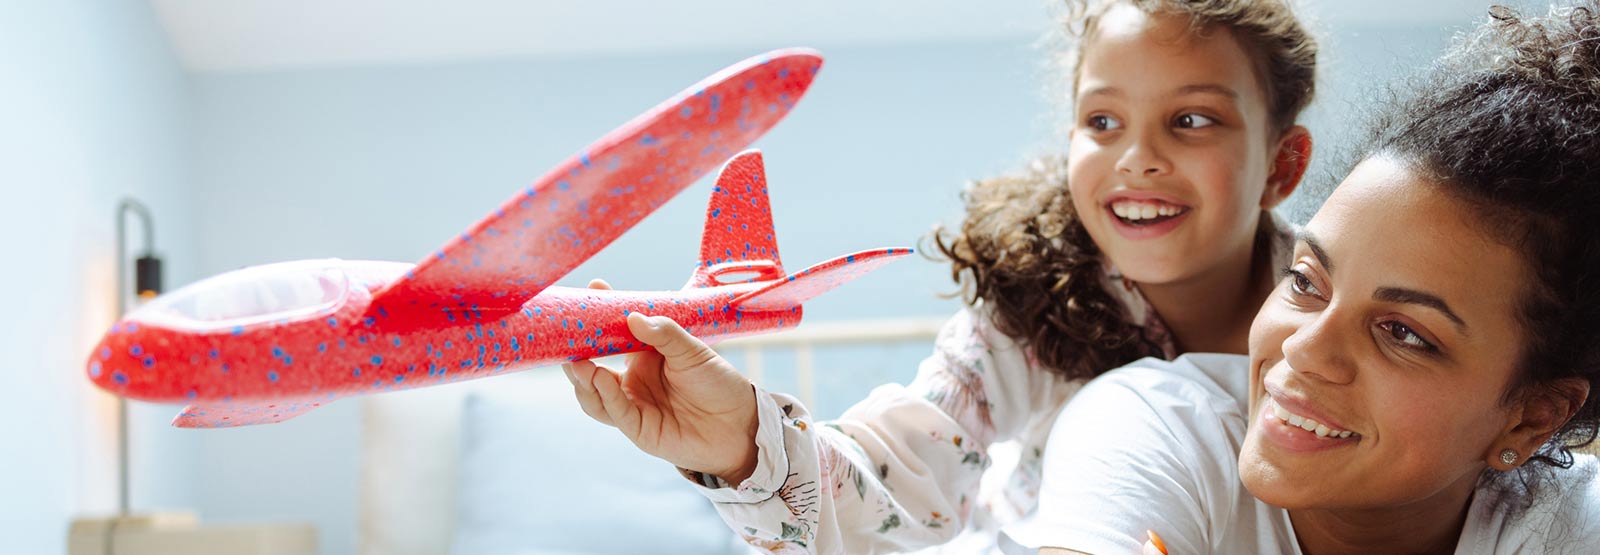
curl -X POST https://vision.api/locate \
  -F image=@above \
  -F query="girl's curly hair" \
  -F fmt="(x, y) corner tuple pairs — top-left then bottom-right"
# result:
(932, 0), (1317, 380)
(1357, 1), (1600, 496)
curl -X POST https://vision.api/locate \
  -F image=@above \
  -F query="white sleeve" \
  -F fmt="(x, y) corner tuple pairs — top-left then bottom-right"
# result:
(1000, 366), (1237, 555)
(680, 307), (1077, 554)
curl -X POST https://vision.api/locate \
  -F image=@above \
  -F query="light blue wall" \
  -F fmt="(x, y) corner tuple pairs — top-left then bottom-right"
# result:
(183, 19), (1472, 551)
(188, 41), (1045, 554)
(0, 1), (198, 553)
(0, 5), (1479, 553)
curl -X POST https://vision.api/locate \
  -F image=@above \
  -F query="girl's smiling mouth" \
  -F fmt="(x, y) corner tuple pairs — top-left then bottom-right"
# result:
(1103, 192), (1192, 239)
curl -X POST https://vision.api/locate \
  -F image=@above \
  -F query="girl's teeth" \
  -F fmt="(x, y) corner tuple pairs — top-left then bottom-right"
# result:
(1111, 200), (1185, 221)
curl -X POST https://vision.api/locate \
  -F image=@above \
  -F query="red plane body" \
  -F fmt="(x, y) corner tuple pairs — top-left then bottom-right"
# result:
(85, 49), (910, 428)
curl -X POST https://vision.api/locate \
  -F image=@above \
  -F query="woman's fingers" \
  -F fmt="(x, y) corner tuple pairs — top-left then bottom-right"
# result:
(587, 278), (612, 290)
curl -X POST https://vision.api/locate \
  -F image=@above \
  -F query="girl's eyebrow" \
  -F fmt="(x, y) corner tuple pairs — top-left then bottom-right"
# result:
(1080, 85), (1124, 99)
(1079, 84), (1238, 100)
(1174, 84), (1238, 99)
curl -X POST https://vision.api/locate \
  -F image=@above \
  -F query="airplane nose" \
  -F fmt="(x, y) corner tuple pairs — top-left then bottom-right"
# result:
(88, 322), (141, 391)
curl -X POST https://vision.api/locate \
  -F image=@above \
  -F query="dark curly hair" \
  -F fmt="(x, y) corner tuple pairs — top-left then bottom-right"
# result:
(932, 0), (1318, 380)
(1356, 2), (1600, 493)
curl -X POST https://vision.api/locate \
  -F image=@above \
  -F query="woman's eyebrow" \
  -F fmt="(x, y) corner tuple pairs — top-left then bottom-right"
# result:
(1294, 229), (1332, 272)
(1374, 287), (1471, 336)
(1298, 230), (1470, 335)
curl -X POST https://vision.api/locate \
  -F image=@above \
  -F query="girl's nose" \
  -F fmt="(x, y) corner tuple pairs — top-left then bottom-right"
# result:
(1115, 134), (1173, 178)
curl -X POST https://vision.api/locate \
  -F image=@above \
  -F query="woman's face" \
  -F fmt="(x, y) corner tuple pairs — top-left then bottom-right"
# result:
(1240, 156), (1530, 509)
(1068, 5), (1299, 285)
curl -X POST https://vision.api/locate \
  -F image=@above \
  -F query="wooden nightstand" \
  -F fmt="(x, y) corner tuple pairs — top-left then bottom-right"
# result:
(68, 512), (317, 555)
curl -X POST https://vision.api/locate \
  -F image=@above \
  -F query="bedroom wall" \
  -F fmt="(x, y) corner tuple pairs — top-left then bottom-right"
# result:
(0, 3), (1445, 553)
(187, 40), (1040, 554)
(0, 1), (200, 553)
(185, 18), (1469, 550)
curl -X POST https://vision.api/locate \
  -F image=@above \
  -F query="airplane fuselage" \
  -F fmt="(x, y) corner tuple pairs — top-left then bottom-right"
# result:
(89, 260), (799, 409)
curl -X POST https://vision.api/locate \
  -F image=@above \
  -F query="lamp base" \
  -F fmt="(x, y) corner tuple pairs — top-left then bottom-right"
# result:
(68, 512), (317, 555)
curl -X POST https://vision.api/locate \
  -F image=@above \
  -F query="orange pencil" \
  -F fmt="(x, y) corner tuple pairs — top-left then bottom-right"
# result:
(1146, 530), (1169, 555)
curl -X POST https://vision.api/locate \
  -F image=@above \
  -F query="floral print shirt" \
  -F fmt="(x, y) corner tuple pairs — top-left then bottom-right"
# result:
(683, 215), (1294, 554)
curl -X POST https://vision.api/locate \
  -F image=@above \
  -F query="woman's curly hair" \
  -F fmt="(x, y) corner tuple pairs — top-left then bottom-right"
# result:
(1357, 1), (1600, 495)
(932, 0), (1317, 380)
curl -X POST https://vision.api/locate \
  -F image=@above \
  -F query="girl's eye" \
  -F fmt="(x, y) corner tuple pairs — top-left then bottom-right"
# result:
(1088, 114), (1123, 132)
(1378, 321), (1438, 352)
(1175, 113), (1218, 129)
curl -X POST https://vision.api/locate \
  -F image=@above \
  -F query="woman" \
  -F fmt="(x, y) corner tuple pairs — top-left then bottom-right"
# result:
(1004, 2), (1600, 553)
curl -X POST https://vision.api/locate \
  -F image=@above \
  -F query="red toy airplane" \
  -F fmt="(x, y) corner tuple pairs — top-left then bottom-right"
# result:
(86, 49), (912, 428)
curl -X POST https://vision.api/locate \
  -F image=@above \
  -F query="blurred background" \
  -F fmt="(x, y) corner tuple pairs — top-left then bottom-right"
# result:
(0, 1), (1523, 553)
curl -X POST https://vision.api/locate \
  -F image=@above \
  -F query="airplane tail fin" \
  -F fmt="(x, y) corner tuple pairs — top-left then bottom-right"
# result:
(686, 150), (786, 288)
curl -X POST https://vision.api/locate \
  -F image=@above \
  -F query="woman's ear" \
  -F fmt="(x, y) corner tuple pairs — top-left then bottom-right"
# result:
(1261, 126), (1312, 211)
(1488, 378), (1590, 470)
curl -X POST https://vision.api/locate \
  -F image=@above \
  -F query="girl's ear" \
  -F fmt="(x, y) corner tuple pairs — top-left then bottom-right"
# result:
(1487, 377), (1590, 470)
(1261, 126), (1312, 210)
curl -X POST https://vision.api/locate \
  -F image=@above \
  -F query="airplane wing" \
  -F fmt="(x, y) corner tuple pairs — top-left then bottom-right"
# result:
(367, 49), (822, 326)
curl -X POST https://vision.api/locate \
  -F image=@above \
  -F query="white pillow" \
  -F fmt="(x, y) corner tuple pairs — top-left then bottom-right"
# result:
(451, 369), (752, 555)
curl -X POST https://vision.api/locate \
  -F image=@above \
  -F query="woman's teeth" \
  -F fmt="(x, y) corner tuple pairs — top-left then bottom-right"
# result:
(1111, 200), (1184, 221)
(1268, 399), (1358, 439)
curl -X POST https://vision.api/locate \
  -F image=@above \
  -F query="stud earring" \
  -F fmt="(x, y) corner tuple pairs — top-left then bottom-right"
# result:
(1499, 449), (1519, 466)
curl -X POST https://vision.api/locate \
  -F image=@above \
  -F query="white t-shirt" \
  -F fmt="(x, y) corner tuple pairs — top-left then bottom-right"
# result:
(998, 354), (1600, 554)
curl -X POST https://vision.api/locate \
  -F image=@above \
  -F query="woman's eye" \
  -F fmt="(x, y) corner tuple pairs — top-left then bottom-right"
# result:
(1285, 268), (1321, 298)
(1088, 114), (1123, 131)
(1175, 113), (1218, 129)
(1379, 321), (1438, 352)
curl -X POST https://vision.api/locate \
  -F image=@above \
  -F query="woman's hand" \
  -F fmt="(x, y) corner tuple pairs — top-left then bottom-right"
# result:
(562, 279), (762, 484)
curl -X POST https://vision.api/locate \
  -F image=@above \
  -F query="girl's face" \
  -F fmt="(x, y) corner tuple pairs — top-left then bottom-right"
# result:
(1068, 5), (1302, 285)
(1240, 157), (1530, 509)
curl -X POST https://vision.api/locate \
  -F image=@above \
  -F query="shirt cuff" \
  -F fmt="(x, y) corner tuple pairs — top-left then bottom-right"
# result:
(679, 384), (792, 504)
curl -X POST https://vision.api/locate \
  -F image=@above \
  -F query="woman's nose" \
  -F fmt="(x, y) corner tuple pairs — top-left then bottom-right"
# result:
(1282, 309), (1359, 385)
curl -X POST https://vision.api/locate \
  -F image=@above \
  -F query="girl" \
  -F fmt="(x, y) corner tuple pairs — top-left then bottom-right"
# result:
(567, 1), (1317, 552)
(1010, 3), (1600, 553)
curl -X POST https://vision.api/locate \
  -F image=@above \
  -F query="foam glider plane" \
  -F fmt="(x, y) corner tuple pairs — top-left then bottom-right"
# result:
(85, 49), (912, 427)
